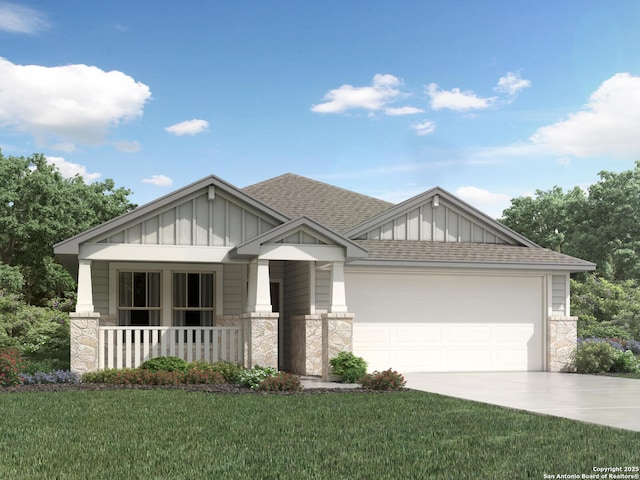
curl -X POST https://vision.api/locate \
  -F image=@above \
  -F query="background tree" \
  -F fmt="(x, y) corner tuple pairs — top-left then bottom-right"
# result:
(0, 151), (136, 305)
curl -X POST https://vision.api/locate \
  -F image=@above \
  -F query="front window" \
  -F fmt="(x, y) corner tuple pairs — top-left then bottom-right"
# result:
(117, 271), (161, 326)
(172, 272), (215, 326)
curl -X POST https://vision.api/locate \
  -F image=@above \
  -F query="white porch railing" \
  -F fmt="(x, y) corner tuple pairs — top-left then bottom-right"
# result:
(98, 327), (243, 370)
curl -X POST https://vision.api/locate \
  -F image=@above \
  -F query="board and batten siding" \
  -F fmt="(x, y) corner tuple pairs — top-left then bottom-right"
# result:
(314, 265), (331, 313)
(284, 261), (312, 317)
(359, 197), (509, 244)
(97, 190), (277, 247)
(222, 264), (245, 315)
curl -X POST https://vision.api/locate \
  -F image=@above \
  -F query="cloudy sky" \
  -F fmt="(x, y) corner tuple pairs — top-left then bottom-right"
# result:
(1, 1), (640, 217)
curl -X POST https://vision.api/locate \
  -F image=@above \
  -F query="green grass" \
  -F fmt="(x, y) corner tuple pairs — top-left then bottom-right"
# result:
(0, 390), (638, 479)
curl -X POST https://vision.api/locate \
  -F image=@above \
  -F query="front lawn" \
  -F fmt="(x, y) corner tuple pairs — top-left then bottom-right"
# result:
(0, 390), (638, 479)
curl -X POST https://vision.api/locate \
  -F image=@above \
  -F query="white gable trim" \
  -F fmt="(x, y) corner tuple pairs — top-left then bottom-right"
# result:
(80, 244), (235, 263)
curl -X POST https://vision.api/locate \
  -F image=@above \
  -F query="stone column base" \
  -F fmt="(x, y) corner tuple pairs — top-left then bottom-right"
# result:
(289, 315), (323, 376)
(241, 312), (278, 368)
(548, 316), (577, 372)
(70, 312), (101, 375)
(322, 313), (354, 380)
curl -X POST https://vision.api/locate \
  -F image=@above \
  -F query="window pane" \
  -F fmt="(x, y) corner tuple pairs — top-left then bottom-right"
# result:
(133, 272), (147, 307)
(187, 273), (199, 308)
(201, 273), (214, 308)
(173, 273), (186, 307)
(118, 272), (132, 307)
(148, 272), (161, 307)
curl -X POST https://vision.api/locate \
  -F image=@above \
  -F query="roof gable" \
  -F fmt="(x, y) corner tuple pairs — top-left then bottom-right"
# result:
(55, 174), (289, 255)
(345, 187), (537, 247)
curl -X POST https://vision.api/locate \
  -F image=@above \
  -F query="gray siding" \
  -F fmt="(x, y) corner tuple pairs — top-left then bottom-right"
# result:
(361, 197), (509, 244)
(315, 265), (330, 312)
(284, 261), (311, 316)
(92, 261), (109, 315)
(223, 264), (245, 315)
(552, 274), (568, 316)
(98, 190), (277, 247)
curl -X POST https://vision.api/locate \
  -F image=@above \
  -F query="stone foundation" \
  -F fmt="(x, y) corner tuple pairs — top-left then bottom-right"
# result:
(241, 313), (278, 368)
(548, 316), (577, 372)
(322, 313), (354, 379)
(70, 312), (101, 374)
(290, 315), (323, 376)
(216, 315), (242, 328)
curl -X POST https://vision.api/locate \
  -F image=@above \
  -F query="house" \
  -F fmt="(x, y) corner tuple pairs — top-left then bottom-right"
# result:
(54, 173), (595, 377)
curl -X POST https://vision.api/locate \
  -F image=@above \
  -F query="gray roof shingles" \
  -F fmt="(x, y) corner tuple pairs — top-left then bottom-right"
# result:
(242, 173), (595, 271)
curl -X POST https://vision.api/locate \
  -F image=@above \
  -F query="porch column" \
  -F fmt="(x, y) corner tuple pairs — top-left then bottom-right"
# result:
(70, 312), (100, 374)
(75, 259), (94, 313)
(246, 258), (272, 313)
(328, 261), (348, 313)
(243, 258), (278, 368)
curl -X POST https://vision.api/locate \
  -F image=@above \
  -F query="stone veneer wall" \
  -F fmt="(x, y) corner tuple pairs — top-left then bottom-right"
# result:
(289, 315), (322, 376)
(322, 313), (354, 379)
(70, 312), (100, 374)
(548, 316), (577, 372)
(241, 313), (278, 368)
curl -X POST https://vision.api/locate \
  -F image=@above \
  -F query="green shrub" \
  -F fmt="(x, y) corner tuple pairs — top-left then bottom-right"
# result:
(329, 351), (367, 383)
(20, 357), (68, 375)
(610, 350), (640, 373)
(258, 372), (302, 392)
(110, 369), (183, 385)
(236, 365), (278, 389)
(0, 348), (23, 387)
(573, 341), (618, 373)
(183, 369), (225, 385)
(139, 356), (189, 373)
(579, 322), (632, 341)
(360, 369), (406, 391)
(81, 368), (124, 383)
(210, 360), (244, 383)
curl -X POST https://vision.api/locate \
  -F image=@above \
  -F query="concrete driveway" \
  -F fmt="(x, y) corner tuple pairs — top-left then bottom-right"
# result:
(403, 372), (640, 432)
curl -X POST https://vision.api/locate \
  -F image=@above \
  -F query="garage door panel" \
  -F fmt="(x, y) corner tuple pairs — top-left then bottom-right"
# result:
(349, 271), (544, 372)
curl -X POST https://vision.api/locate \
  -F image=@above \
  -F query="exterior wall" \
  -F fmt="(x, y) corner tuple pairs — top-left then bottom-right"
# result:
(70, 312), (100, 374)
(360, 198), (509, 244)
(97, 190), (277, 247)
(242, 312), (278, 368)
(223, 263), (245, 315)
(92, 261), (109, 316)
(315, 265), (331, 313)
(551, 274), (569, 316)
(290, 314), (323, 375)
(548, 316), (577, 372)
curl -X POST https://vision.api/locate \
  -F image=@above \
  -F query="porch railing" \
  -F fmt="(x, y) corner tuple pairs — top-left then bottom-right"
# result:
(98, 326), (243, 370)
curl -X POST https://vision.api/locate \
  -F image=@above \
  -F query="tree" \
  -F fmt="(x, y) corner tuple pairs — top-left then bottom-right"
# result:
(0, 151), (136, 305)
(500, 186), (586, 254)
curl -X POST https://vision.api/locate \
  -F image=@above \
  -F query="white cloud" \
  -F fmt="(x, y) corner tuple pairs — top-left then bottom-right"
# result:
(46, 156), (101, 182)
(427, 83), (496, 111)
(142, 174), (173, 187)
(411, 120), (436, 136)
(115, 140), (142, 152)
(454, 186), (511, 219)
(164, 119), (209, 136)
(311, 74), (403, 114)
(0, 57), (151, 150)
(384, 106), (424, 116)
(494, 72), (531, 96)
(530, 73), (640, 158)
(0, 2), (48, 34)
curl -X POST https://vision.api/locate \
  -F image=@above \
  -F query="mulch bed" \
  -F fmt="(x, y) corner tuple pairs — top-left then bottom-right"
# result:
(0, 383), (390, 395)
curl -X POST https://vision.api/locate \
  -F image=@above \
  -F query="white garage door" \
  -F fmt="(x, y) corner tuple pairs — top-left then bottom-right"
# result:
(348, 270), (544, 373)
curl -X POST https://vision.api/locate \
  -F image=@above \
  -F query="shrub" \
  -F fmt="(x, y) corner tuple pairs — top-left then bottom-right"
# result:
(210, 360), (244, 383)
(0, 348), (23, 387)
(610, 350), (640, 373)
(360, 369), (406, 391)
(81, 368), (123, 383)
(258, 372), (302, 392)
(19, 370), (80, 384)
(183, 369), (225, 385)
(329, 351), (367, 383)
(573, 340), (618, 374)
(20, 357), (68, 375)
(110, 369), (183, 386)
(139, 356), (189, 373)
(579, 323), (632, 341)
(236, 365), (278, 389)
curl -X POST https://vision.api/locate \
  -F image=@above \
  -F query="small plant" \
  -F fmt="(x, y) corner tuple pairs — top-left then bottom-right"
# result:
(0, 348), (23, 387)
(210, 360), (245, 383)
(360, 369), (406, 391)
(610, 350), (640, 373)
(183, 369), (225, 385)
(573, 340), (618, 374)
(258, 372), (302, 392)
(236, 365), (278, 389)
(139, 356), (189, 373)
(81, 368), (124, 383)
(19, 370), (80, 384)
(329, 351), (367, 383)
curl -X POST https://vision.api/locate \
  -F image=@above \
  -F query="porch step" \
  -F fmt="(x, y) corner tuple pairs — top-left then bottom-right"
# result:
(299, 376), (361, 389)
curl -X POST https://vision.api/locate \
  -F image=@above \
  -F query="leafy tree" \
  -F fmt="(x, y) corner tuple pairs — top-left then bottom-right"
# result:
(0, 151), (136, 305)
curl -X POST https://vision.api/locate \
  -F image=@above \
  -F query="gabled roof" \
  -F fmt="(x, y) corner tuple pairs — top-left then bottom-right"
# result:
(242, 173), (393, 234)
(345, 186), (537, 247)
(55, 173), (289, 255)
(234, 216), (368, 260)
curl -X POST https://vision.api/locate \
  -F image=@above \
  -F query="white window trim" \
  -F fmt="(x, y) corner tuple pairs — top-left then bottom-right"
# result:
(109, 262), (224, 327)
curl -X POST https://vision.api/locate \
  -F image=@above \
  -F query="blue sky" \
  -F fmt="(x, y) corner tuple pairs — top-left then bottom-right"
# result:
(1, 1), (640, 218)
